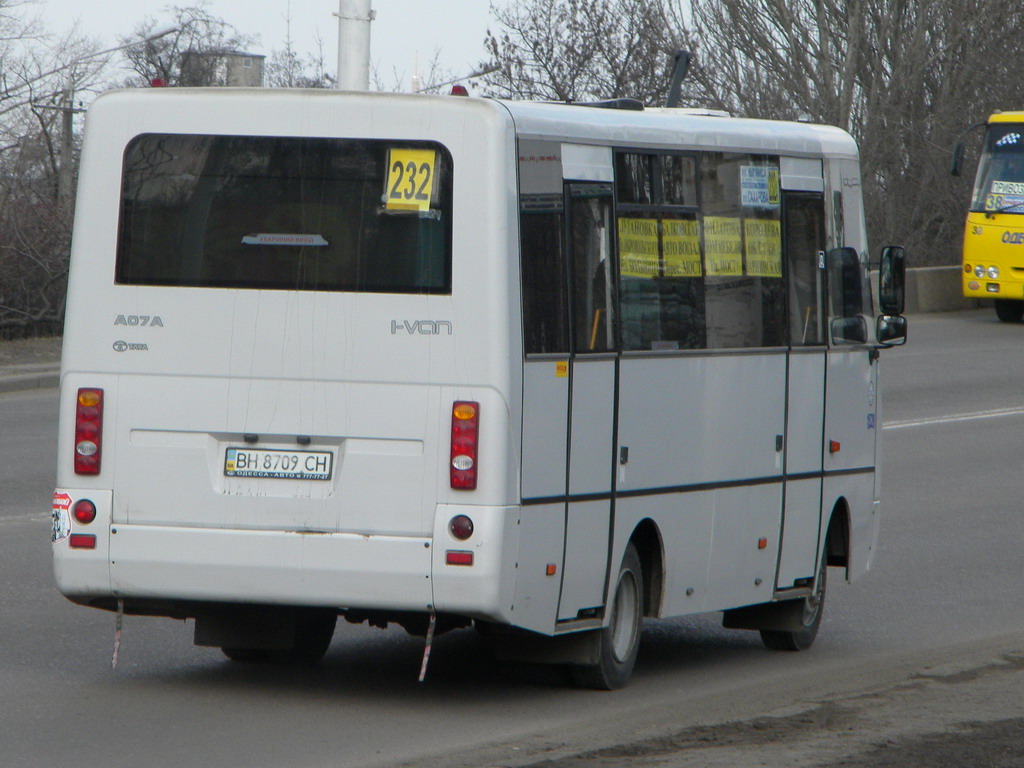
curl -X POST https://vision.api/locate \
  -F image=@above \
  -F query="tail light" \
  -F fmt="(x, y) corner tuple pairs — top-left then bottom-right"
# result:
(450, 401), (479, 489)
(73, 499), (97, 524)
(74, 388), (104, 475)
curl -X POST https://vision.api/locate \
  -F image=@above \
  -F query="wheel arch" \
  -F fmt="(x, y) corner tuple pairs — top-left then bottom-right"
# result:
(628, 519), (664, 618)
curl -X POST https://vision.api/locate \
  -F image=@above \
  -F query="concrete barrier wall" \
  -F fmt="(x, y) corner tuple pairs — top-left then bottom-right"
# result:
(871, 265), (986, 314)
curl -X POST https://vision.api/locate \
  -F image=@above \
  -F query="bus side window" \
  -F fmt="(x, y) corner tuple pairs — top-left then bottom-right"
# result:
(826, 246), (869, 344)
(701, 153), (786, 349)
(616, 152), (705, 351)
(520, 198), (570, 354)
(569, 184), (615, 353)
(784, 194), (826, 346)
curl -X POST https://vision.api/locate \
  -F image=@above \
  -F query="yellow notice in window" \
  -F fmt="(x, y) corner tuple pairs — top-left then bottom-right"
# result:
(618, 218), (660, 278)
(704, 216), (742, 276)
(662, 219), (701, 277)
(744, 219), (782, 277)
(385, 148), (437, 212)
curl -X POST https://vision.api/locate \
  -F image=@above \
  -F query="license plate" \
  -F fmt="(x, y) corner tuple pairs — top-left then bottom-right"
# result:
(224, 447), (333, 481)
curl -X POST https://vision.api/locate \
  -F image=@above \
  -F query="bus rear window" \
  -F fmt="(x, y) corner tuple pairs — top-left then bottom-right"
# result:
(116, 134), (452, 294)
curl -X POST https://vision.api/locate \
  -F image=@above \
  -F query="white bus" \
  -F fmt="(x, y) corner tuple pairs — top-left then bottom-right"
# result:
(52, 88), (906, 688)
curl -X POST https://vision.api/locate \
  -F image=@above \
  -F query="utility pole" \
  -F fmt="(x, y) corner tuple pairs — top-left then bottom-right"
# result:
(57, 82), (83, 207)
(335, 0), (374, 91)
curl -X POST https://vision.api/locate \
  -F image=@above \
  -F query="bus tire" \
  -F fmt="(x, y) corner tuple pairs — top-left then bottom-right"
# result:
(569, 543), (643, 690)
(222, 608), (337, 665)
(760, 558), (826, 652)
(995, 300), (1024, 323)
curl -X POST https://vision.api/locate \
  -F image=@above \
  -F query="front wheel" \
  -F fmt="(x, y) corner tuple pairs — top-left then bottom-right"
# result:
(995, 299), (1024, 323)
(760, 559), (826, 651)
(569, 544), (643, 689)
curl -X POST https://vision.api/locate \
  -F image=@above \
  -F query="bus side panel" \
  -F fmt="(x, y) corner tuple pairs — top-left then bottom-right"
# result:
(521, 360), (568, 500)
(824, 351), (878, 475)
(558, 500), (611, 621)
(616, 354), (787, 490)
(705, 485), (783, 610)
(778, 478), (824, 588)
(614, 492), (712, 617)
(509, 502), (564, 633)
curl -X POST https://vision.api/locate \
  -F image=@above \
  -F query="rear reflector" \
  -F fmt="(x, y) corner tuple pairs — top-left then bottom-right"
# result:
(69, 534), (96, 549)
(74, 388), (104, 475)
(450, 401), (479, 489)
(445, 550), (474, 566)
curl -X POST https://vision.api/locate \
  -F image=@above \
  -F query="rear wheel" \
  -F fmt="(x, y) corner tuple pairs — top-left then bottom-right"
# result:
(222, 608), (337, 665)
(995, 299), (1024, 323)
(760, 559), (826, 651)
(569, 544), (643, 690)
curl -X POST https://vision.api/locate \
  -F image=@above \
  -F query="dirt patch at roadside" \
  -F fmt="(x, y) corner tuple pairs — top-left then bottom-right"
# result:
(511, 652), (1024, 768)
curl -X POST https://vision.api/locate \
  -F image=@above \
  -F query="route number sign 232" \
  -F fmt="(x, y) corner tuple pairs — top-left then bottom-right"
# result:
(385, 148), (437, 212)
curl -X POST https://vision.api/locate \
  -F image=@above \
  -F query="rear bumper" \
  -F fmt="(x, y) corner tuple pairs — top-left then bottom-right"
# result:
(56, 523), (435, 611)
(53, 492), (522, 626)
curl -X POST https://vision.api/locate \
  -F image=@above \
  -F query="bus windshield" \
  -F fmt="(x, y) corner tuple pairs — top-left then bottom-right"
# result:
(971, 124), (1024, 214)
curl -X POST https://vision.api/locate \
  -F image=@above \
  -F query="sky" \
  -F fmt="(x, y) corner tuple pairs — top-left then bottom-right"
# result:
(34, 0), (497, 92)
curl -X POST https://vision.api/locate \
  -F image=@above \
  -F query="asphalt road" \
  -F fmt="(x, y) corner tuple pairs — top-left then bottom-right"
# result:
(3, 309), (1024, 768)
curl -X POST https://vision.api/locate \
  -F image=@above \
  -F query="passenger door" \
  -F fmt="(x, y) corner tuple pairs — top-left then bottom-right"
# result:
(558, 182), (617, 620)
(778, 191), (827, 589)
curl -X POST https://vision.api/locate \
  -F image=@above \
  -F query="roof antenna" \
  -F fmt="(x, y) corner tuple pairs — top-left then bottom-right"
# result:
(666, 50), (691, 108)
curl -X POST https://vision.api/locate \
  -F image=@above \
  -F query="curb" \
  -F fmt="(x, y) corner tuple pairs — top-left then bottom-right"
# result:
(0, 370), (60, 394)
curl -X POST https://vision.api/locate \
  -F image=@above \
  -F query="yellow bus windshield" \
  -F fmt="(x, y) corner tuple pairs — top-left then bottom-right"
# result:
(971, 124), (1024, 214)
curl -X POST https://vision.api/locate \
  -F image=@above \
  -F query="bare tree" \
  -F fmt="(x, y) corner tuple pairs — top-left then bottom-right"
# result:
(264, 3), (334, 89)
(119, 5), (254, 87)
(689, 0), (1024, 265)
(371, 49), (457, 94)
(0, 4), (102, 334)
(481, 0), (688, 103)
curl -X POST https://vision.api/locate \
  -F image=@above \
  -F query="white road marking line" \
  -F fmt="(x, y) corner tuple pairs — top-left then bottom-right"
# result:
(884, 406), (1024, 430)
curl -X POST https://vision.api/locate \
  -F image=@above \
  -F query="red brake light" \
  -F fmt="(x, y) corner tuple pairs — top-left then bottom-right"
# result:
(74, 388), (104, 475)
(450, 401), (479, 489)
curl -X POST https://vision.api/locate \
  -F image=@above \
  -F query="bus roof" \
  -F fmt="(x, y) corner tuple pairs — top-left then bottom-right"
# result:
(499, 98), (859, 160)
(86, 87), (858, 161)
(989, 111), (1024, 124)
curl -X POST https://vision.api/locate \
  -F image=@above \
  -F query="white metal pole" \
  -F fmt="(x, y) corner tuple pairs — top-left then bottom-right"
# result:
(336, 0), (373, 91)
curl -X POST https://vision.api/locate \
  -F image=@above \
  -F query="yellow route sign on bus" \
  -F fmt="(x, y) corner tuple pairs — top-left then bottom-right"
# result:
(385, 148), (437, 212)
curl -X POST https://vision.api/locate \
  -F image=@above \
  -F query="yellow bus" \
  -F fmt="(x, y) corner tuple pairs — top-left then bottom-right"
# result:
(953, 111), (1024, 321)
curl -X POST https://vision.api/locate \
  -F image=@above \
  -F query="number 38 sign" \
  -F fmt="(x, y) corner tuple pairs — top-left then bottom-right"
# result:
(385, 148), (437, 212)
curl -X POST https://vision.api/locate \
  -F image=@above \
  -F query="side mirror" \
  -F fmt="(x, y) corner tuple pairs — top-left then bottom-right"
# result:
(830, 316), (868, 345)
(878, 245), (906, 315)
(950, 141), (966, 177)
(876, 314), (907, 346)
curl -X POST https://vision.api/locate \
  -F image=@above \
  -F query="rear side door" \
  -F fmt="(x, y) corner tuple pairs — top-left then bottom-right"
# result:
(559, 182), (617, 621)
